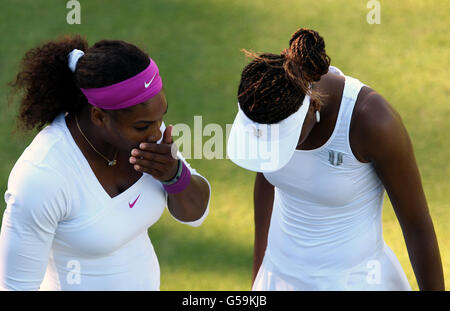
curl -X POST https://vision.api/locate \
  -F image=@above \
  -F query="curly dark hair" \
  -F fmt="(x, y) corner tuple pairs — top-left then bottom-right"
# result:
(237, 28), (331, 124)
(8, 34), (150, 132)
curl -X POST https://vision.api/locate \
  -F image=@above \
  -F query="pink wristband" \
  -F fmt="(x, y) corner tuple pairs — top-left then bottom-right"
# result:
(163, 161), (191, 194)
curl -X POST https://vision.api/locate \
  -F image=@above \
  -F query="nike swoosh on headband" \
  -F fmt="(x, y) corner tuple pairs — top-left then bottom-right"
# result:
(144, 73), (158, 88)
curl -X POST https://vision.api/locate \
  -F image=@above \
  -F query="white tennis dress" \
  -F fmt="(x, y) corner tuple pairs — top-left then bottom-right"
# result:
(0, 112), (210, 291)
(253, 66), (411, 291)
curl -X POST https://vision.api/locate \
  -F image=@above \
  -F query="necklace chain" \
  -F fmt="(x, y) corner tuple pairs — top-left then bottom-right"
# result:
(75, 115), (118, 166)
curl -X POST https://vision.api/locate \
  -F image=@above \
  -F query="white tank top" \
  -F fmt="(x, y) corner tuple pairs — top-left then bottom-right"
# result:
(263, 66), (387, 277)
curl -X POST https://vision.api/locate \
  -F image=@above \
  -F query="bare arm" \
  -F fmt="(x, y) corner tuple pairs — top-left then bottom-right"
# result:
(354, 91), (444, 290)
(252, 172), (275, 285)
(167, 174), (210, 222)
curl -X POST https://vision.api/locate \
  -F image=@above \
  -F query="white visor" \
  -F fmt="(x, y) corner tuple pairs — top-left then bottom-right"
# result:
(227, 95), (310, 172)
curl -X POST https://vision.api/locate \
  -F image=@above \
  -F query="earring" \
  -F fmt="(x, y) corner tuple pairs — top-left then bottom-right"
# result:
(315, 110), (321, 123)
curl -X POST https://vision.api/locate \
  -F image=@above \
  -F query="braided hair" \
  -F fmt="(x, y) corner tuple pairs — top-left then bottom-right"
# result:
(8, 34), (150, 133)
(237, 28), (331, 124)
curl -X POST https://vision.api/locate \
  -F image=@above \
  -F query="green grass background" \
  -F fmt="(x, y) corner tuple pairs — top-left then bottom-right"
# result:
(0, 0), (448, 290)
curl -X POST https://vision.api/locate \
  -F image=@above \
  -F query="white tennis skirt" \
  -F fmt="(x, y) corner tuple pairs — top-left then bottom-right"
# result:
(252, 243), (412, 291)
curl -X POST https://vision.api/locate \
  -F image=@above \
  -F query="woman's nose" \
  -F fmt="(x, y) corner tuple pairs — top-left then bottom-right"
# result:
(147, 129), (162, 143)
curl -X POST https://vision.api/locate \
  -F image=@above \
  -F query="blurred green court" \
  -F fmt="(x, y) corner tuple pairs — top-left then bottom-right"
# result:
(0, 0), (448, 290)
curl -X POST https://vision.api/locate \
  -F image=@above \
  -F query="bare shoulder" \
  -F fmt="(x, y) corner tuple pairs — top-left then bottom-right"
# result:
(351, 87), (409, 163)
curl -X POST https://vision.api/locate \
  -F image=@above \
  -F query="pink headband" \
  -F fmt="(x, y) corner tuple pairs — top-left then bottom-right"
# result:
(80, 58), (163, 110)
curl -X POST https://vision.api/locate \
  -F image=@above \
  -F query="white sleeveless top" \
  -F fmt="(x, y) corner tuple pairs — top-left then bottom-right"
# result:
(256, 66), (411, 290)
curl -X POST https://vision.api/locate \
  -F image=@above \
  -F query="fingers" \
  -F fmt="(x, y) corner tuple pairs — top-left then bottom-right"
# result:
(130, 148), (171, 165)
(130, 158), (167, 174)
(129, 129), (179, 181)
(137, 141), (178, 160)
(162, 124), (173, 144)
(132, 164), (164, 179)
(138, 142), (172, 155)
(130, 155), (178, 181)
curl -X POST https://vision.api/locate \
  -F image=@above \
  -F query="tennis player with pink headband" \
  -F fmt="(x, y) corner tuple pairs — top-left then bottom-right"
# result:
(0, 34), (210, 290)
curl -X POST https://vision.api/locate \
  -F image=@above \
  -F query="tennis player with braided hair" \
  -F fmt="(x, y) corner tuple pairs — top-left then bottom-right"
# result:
(0, 34), (210, 290)
(227, 28), (444, 290)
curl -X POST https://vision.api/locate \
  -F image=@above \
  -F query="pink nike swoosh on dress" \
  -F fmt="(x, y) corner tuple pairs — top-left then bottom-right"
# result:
(129, 194), (141, 208)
